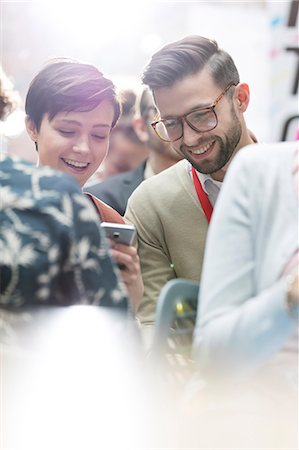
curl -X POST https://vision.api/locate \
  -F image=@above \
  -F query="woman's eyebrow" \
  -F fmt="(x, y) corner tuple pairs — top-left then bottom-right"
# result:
(93, 123), (111, 129)
(55, 119), (111, 128)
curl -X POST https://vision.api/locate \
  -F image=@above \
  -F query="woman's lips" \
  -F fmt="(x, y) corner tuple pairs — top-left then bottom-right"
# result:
(62, 158), (89, 170)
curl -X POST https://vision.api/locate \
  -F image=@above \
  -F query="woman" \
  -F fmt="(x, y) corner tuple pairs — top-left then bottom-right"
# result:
(25, 59), (142, 310)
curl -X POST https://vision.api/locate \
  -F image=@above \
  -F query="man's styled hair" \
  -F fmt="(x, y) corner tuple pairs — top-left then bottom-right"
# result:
(25, 58), (121, 131)
(142, 35), (240, 91)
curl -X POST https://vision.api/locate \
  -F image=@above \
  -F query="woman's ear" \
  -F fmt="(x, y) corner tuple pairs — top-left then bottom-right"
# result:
(132, 117), (149, 143)
(25, 116), (38, 142)
(235, 83), (250, 113)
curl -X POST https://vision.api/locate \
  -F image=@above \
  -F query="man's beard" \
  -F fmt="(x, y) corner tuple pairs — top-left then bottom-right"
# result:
(179, 110), (242, 175)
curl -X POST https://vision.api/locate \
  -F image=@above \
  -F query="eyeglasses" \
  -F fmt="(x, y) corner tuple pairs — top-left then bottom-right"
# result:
(151, 82), (236, 143)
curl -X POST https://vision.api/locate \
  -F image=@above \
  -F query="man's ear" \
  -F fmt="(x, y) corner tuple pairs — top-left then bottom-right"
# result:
(25, 116), (38, 142)
(235, 83), (250, 113)
(132, 117), (149, 143)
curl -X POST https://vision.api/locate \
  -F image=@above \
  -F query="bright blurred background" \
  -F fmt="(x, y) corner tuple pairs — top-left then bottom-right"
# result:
(1, 0), (298, 162)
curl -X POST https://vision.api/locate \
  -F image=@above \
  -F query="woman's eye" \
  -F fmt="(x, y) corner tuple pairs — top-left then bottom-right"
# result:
(59, 130), (75, 136)
(92, 134), (107, 141)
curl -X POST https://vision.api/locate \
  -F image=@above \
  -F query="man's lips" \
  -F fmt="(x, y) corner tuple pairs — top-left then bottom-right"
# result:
(190, 141), (214, 155)
(185, 141), (215, 159)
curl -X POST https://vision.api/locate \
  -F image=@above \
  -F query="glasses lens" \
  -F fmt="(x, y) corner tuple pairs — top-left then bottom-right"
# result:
(155, 119), (182, 142)
(187, 108), (217, 132)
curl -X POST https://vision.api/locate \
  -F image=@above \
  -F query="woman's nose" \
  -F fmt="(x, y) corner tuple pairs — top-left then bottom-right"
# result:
(73, 137), (89, 153)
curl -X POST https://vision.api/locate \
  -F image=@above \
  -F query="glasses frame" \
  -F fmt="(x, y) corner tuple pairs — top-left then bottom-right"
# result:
(151, 82), (237, 142)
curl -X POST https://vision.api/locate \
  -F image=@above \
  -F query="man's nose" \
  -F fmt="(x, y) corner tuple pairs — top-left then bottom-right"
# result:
(182, 120), (203, 146)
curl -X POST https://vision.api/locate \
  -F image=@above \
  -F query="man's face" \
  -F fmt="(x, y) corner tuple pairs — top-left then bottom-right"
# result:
(26, 100), (114, 187)
(153, 69), (242, 179)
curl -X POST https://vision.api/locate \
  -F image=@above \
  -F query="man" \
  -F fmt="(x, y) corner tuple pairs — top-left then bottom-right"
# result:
(125, 35), (256, 345)
(85, 88), (181, 215)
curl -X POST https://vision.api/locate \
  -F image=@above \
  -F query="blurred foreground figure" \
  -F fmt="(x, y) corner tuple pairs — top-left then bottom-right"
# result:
(191, 141), (298, 449)
(194, 142), (298, 382)
(0, 155), (128, 310)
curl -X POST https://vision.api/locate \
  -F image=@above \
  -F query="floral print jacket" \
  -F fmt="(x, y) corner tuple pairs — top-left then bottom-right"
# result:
(0, 155), (128, 310)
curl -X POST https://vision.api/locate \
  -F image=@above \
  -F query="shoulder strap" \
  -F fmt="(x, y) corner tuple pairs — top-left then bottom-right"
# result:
(191, 167), (213, 223)
(85, 192), (125, 224)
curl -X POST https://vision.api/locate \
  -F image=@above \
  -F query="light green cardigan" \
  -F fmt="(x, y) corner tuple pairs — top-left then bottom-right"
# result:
(125, 159), (208, 332)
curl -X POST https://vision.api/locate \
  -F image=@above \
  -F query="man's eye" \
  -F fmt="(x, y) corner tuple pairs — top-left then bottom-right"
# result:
(189, 110), (210, 122)
(164, 119), (179, 130)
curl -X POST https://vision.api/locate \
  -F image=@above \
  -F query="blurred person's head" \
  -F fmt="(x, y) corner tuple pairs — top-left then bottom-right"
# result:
(101, 122), (149, 179)
(142, 35), (251, 181)
(25, 58), (121, 187)
(98, 89), (149, 179)
(133, 88), (181, 164)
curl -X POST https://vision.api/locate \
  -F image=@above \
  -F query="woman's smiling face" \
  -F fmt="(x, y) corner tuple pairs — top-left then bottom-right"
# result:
(26, 99), (115, 187)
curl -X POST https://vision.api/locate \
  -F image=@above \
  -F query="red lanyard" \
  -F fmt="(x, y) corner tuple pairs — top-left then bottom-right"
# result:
(191, 167), (213, 223)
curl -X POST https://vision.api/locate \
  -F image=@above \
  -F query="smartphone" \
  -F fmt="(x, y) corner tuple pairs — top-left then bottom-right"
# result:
(100, 222), (136, 246)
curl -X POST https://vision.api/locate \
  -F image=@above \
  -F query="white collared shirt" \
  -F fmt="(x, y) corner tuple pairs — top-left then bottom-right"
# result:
(186, 161), (222, 206)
